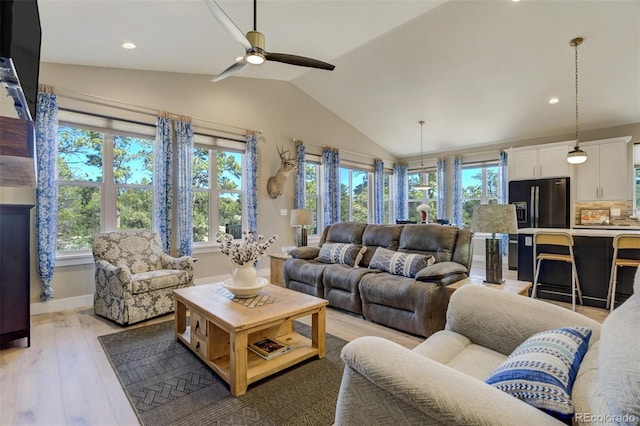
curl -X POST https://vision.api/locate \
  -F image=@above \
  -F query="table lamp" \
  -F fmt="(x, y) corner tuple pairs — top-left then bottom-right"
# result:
(291, 208), (313, 247)
(471, 204), (517, 284)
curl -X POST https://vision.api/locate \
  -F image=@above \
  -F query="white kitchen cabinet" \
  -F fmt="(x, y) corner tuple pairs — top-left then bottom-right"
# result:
(508, 144), (570, 181)
(575, 139), (629, 201)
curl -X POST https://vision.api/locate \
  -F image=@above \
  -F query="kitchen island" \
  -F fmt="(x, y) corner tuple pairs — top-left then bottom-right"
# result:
(517, 227), (640, 308)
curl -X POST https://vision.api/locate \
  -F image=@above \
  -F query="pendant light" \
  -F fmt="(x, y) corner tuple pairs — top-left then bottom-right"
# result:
(567, 37), (587, 165)
(413, 120), (431, 191)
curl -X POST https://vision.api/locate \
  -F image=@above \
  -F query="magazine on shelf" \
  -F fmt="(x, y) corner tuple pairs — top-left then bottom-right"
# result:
(248, 337), (291, 360)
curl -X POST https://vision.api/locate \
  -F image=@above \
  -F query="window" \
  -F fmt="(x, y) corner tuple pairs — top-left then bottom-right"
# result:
(340, 167), (369, 223)
(305, 163), (320, 235)
(57, 125), (154, 251)
(192, 147), (244, 243)
(461, 165), (498, 229)
(407, 171), (437, 223)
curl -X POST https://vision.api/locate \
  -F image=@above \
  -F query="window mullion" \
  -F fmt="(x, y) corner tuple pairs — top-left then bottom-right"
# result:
(103, 133), (117, 231)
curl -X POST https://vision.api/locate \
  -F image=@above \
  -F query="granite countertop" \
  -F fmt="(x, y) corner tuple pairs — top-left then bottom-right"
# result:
(517, 227), (640, 237)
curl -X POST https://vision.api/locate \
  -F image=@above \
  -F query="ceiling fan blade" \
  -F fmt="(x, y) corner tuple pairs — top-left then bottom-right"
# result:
(265, 52), (335, 71)
(211, 59), (246, 82)
(203, 0), (252, 52)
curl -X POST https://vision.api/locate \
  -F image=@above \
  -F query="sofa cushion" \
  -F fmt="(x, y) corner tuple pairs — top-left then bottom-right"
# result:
(318, 243), (367, 267)
(321, 221), (367, 245)
(131, 269), (188, 294)
(360, 224), (404, 267)
(414, 330), (507, 381)
(368, 247), (434, 278)
(398, 224), (458, 262)
(485, 326), (592, 422)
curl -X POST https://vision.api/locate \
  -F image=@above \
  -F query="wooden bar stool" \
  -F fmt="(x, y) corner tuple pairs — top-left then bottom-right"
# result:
(606, 233), (640, 312)
(531, 231), (583, 311)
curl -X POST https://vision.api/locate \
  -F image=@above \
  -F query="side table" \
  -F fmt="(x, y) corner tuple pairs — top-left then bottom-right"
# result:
(269, 253), (290, 287)
(446, 277), (532, 298)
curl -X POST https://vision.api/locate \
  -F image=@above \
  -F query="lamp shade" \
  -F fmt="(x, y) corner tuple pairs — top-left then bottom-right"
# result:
(290, 208), (313, 227)
(471, 204), (517, 235)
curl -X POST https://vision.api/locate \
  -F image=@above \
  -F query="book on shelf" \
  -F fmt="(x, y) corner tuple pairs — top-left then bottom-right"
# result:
(248, 337), (291, 360)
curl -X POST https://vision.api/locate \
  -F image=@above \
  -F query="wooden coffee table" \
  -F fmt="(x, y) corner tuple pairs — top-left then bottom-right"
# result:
(173, 283), (328, 396)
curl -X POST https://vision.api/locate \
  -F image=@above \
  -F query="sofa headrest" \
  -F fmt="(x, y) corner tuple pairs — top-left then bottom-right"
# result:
(398, 224), (458, 262)
(321, 222), (367, 245)
(362, 224), (403, 250)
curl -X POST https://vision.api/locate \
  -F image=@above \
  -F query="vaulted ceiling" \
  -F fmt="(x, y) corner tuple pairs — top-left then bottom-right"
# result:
(38, 0), (640, 158)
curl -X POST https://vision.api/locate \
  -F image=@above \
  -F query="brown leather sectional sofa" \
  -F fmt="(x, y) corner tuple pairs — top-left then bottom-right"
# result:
(283, 222), (474, 337)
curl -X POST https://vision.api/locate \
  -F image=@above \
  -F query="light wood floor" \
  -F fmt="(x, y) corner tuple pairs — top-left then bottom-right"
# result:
(0, 261), (610, 426)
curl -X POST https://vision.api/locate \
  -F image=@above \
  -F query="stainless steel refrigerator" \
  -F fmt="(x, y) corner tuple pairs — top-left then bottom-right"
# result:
(507, 177), (570, 269)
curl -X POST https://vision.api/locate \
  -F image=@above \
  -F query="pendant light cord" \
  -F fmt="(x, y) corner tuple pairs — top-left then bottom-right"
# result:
(574, 39), (579, 144)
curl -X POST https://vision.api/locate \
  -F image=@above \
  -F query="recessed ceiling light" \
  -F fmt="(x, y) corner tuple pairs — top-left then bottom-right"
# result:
(121, 42), (136, 50)
(512, 0), (521, 2)
(548, 97), (560, 104)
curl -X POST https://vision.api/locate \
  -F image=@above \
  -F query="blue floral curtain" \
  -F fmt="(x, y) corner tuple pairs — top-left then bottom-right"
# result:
(246, 133), (259, 233)
(153, 113), (173, 253)
(452, 157), (463, 228)
(176, 117), (193, 257)
(499, 151), (509, 254)
(35, 86), (58, 301)
(294, 141), (306, 209)
(322, 148), (340, 228)
(436, 157), (447, 221)
(393, 164), (408, 221)
(373, 159), (384, 224)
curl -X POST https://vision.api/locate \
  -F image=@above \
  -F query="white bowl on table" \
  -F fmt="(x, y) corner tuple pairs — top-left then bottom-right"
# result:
(222, 277), (269, 298)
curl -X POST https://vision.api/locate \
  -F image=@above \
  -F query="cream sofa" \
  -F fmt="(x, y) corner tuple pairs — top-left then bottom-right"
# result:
(91, 230), (195, 325)
(336, 282), (639, 425)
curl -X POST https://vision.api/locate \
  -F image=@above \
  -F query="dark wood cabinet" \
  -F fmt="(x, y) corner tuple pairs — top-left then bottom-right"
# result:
(0, 204), (33, 347)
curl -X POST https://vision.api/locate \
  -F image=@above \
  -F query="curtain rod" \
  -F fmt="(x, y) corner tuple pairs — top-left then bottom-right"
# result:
(301, 139), (396, 165)
(50, 86), (259, 136)
(58, 107), (247, 144)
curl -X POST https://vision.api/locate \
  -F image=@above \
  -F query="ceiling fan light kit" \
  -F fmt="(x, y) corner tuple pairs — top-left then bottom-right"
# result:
(566, 36), (587, 165)
(205, 0), (335, 81)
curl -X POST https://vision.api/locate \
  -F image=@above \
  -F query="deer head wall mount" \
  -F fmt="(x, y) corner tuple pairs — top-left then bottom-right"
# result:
(267, 146), (297, 199)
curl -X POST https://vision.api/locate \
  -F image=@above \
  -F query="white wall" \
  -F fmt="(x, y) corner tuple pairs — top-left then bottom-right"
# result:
(10, 63), (397, 308)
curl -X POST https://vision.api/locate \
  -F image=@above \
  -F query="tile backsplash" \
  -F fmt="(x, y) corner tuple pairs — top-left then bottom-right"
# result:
(574, 201), (639, 226)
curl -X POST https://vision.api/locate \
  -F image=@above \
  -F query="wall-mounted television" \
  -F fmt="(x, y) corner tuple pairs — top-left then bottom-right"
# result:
(0, 0), (41, 122)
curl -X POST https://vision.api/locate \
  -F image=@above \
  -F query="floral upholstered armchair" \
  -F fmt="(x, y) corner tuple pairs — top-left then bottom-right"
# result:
(91, 230), (195, 325)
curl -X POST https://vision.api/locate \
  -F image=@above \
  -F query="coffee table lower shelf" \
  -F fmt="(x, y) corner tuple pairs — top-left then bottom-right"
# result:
(176, 326), (321, 387)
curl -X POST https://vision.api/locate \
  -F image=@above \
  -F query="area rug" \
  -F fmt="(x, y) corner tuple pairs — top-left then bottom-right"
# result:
(98, 320), (346, 426)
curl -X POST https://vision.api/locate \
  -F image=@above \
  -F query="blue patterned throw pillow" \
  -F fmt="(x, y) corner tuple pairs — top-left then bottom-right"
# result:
(318, 243), (367, 267)
(485, 326), (592, 422)
(368, 247), (434, 278)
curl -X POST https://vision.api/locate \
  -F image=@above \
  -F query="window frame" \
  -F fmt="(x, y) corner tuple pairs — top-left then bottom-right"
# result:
(192, 145), (246, 246)
(460, 163), (499, 229)
(56, 122), (156, 256)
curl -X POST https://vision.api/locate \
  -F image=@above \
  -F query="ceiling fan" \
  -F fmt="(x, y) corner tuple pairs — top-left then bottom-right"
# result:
(204, 0), (336, 82)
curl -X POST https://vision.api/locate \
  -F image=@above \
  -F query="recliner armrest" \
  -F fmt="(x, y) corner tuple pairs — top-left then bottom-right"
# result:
(289, 246), (320, 260)
(337, 336), (563, 425)
(94, 259), (132, 297)
(414, 261), (467, 284)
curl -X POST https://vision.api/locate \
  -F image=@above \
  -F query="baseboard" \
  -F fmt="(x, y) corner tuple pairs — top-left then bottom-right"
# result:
(31, 294), (94, 316)
(30, 267), (270, 315)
